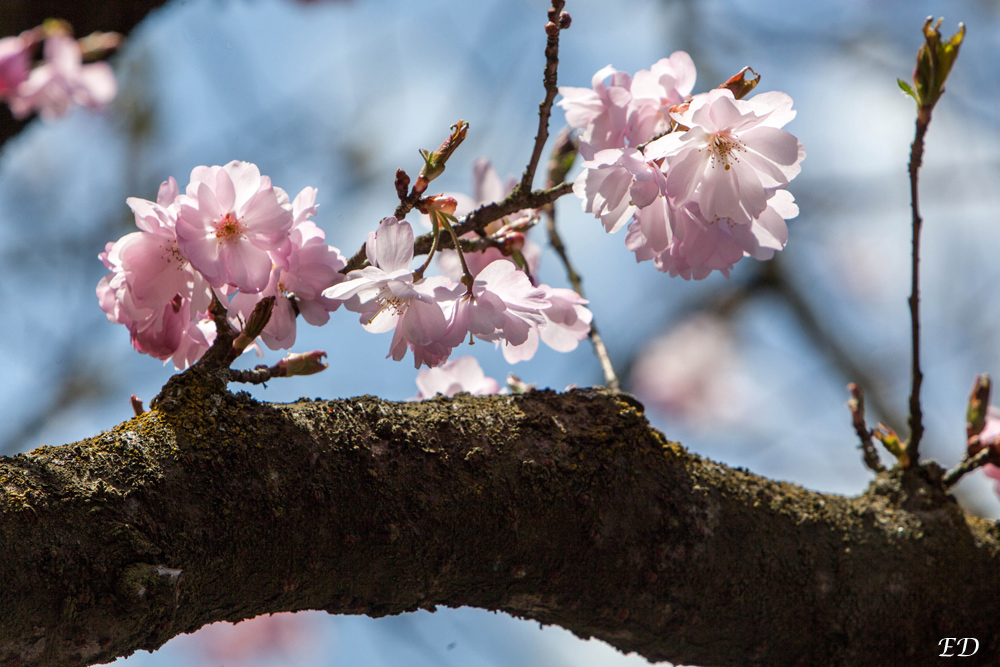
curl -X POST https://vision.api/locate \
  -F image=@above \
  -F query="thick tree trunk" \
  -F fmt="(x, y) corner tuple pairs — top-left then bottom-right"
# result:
(1, 366), (997, 667)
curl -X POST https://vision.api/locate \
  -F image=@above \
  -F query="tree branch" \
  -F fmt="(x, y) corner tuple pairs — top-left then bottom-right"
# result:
(2, 368), (998, 666)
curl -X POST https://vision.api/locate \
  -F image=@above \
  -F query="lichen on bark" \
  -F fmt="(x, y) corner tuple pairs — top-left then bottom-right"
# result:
(2, 367), (1000, 667)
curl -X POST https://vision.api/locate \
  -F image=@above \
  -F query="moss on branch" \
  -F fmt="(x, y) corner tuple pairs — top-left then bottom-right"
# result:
(1, 369), (999, 667)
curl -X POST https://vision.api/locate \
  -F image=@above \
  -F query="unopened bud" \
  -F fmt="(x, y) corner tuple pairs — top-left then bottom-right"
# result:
(501, 232), (526, 255)
(418, 120), (469, 185)
(558, 11), (572, 29)
(425, 195), (458, 216)
(233, 296), (275, 355)
(873, 423), (908, 467)
(545, 21), (559, 36)
(277, 350), (328, 377)
(395, 169), (411, 201)
(899, 18), (964, 111)
(967, 374), (992, 440)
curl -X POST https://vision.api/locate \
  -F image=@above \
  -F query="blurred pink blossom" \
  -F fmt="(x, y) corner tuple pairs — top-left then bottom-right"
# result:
(413, 356), (500, 399)
(9, 34), (116, 120)
(0, 35), (30, 100)
(629, 314), (753, 426)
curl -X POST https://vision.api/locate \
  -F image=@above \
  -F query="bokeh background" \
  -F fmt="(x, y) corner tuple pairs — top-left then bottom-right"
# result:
(1, 0), (999, 665)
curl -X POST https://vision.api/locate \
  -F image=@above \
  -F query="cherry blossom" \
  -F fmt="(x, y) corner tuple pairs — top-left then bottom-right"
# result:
(9, 34), (116, 120)
(573, 147), (666, 234)
(644, 88), (804, 227)
(569, 66), (804, 280)
(500, 286), (592, 363)
(444, 259), (550, 348)
(413, 356), (500, 400)
(558, 52), (696, 153)
(228, 188), (346, 350)
(558, 65), (633, 152)
(325, 217), (461, 367)
(101, 165), (344, 368)
(624, 190), (797, 280)
(980, 408), (1000, 496)
(176, 161), (294, 293)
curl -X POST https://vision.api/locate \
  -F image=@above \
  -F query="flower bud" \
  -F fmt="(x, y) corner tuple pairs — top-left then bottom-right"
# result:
(232, 296), (275, 355)
(873, 423), (908, 468)
(277, 350), (328, 377)
(967, 374), (992, 440)
(425, 195), (458, 216)
(417, 120), (469, 186)
(501, 232), (526, 255)
(395, 169), (411, 201)
(898, 17), (964, 111)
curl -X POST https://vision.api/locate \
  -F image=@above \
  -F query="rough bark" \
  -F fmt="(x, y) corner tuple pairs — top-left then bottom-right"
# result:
(1, 366), (998, 667)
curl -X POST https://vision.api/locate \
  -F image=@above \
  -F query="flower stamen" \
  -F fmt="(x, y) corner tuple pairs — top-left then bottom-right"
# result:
(214, 212), (244, 242)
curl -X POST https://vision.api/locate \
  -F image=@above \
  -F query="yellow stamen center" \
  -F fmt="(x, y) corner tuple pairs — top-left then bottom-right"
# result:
(215, 212), (244, 242)
(707, 134), (745, 171)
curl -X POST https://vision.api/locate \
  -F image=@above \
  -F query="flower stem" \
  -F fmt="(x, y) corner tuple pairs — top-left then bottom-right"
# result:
(413, 211), (443, 280)
(437, 212), (475, 289)
(545, 208), (620, 391)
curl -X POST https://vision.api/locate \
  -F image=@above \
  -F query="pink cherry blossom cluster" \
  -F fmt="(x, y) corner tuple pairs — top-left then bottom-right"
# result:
(560, 54), (805, 279)
(0, 31), (116, 120)
(98, 160), (347, 369)
(324, 216), (591, 368)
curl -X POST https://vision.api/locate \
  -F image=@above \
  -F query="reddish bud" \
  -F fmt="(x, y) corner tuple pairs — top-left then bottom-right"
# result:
(718, 66), (760, 100)
(395, 169), (411, 201)
(277, 350), (328, 377)
(426, 195), (458, 216)
(233, 296), (275, 355)
(501, 232), (526, 255)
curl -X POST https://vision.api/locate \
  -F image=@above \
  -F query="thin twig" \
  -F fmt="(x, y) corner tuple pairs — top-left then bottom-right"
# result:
(846, 383), (885, 473)
(519, 0), (569, 194)
(905, 108), (931, 467)
(943, 447), (992, 487)
(545, 208), (619, 391)
(344, 182), (574, 273)
(228, 365), (277, 385)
